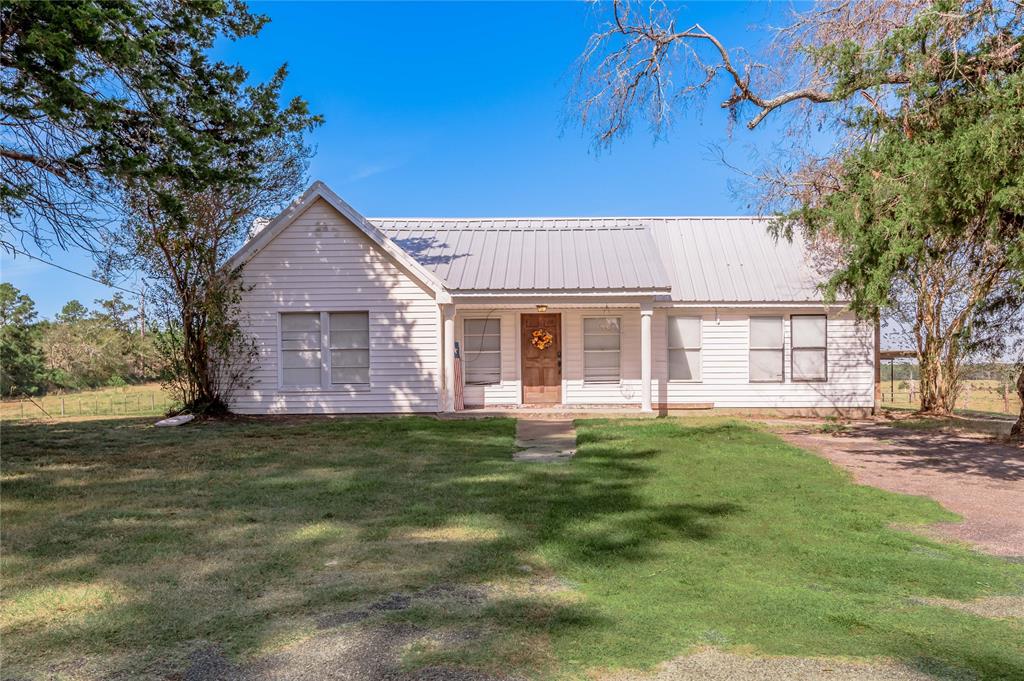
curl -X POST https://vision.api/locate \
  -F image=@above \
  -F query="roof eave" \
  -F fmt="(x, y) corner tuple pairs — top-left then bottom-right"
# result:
(451, 288), (672, 297)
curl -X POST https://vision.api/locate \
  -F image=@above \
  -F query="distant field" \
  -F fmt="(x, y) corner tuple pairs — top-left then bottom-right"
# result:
(3, 379), (1018, 421)
(881, 379), (1020, 416)
(1, 383), (173, 421)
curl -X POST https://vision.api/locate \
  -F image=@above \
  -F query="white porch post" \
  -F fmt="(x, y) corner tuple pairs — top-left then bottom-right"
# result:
(442, 303), (457, 412)
(640, 303), (653, 412)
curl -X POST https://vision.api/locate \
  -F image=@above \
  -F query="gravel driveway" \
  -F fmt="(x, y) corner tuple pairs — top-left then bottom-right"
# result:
(779, 422), (1024, 557)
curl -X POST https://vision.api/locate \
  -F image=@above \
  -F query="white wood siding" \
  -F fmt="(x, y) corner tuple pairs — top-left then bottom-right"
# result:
(231, 197), (873, 413)
(462, 307), (874, 409)
(231, 199), (440, 414)
(653, 308), (874, 408)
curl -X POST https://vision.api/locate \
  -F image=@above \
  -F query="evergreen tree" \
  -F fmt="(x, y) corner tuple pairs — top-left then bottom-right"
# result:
(0, 283), (45, 395)
(1, 0), (322, 251)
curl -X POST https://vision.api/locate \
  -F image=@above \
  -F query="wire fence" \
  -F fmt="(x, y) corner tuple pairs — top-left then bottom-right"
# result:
(880, 380), (1020, 415)
(4, 383), (1017, 420)
(1, 391), (173, 421)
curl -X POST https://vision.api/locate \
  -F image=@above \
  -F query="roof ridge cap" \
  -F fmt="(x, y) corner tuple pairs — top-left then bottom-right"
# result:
(369, 215), (769, 222)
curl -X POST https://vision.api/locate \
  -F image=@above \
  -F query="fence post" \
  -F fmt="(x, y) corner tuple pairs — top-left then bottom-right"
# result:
(1004, 382), (1011, 413)
(151, 393), (156, 410)
(60, 397), (65, 417)
(890, 359), (895, 402)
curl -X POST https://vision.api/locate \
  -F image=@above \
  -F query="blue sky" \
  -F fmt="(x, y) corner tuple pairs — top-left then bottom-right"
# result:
(4, 1), (800, 318)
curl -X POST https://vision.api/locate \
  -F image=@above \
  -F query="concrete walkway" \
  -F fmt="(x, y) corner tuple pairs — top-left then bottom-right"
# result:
(513, 418), (576, 462)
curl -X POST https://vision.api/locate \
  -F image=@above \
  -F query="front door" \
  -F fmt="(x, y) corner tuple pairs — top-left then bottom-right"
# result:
(521, 313), (561, 404)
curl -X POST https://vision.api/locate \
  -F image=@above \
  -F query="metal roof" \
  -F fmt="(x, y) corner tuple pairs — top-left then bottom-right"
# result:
(645, 217), (822, 302)
(374, 219), (673, 293)
(375, 217), (824, 302)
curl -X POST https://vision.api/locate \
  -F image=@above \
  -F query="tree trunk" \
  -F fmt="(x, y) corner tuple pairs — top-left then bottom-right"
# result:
(1011, 367), (1024, 440)
(918, 343), (954, 415)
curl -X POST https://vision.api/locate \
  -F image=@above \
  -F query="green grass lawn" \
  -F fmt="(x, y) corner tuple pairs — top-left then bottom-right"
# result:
(3, 416), (1022, 679)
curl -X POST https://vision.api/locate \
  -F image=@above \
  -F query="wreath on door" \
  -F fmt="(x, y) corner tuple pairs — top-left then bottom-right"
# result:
(530, 328), (554, 350)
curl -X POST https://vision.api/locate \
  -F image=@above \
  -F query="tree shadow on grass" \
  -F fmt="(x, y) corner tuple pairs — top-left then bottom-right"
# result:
(0, 416), (741, 679)
(3, 416), (1022, 680)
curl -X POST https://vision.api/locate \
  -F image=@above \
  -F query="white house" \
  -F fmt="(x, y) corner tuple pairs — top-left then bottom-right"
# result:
(225, 181), (879, 415)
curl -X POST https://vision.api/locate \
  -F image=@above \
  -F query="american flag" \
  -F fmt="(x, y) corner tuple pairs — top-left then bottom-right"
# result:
(453, 341), (465, 411)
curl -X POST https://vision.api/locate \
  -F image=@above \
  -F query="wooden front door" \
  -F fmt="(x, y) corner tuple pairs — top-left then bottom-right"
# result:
(521, 313), (562, 404)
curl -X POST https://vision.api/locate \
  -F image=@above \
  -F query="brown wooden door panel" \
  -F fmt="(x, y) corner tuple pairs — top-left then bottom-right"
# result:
(521, 313), (561, 404)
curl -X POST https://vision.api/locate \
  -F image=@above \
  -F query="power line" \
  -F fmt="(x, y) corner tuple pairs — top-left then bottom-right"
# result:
(4, 247), (141, 297)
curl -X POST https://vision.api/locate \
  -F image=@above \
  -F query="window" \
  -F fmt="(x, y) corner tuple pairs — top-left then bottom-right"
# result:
(463, 318), (501, 385)
(749, 316), (783, 382)
(792, 314), (827, 381)
(668, 316), (702, 381)
(281, 312), (322, 387)
(280, 311), (370, 389)
(583, 317), (621, 382)
(329, 312), (370, 385)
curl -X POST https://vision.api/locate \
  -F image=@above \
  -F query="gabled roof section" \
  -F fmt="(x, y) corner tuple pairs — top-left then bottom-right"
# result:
(224, 181), (448, 297)
(230, 182), (828, 303)
(375, 219), (673, 294)
(375, 217), (825, 302)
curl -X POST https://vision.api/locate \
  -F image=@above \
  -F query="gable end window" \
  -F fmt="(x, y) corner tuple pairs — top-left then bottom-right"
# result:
(668, 316), (702, 381)
(280, 311), (370, 389)
(791, 314), (827, 382)
(463, 319), (501, 386)
(330, 312), (370, 386)
(583, 317), (621, 383)
(749, 316), (783, 383)
(281, 313), (322, 387)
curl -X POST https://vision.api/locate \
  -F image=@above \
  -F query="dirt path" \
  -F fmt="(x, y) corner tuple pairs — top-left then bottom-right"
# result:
(602, 647), (953, 681)
(779, 423), (1024, 557)
(170, 584), (523, 681)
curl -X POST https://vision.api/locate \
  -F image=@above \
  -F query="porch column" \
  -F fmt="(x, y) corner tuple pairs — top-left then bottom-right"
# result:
(640, 303), (653, 412)
(442, 304), (457, 412)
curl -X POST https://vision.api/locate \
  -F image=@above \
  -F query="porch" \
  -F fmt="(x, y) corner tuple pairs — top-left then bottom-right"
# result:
(448, 404), (663, 419)
(439, 300), (658, 413)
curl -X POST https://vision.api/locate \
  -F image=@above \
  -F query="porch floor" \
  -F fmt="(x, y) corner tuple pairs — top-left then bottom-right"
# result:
(447, 405), (659, 420)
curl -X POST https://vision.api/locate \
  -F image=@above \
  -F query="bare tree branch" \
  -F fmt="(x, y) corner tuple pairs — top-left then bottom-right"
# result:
(572, 0), (1022, 141)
